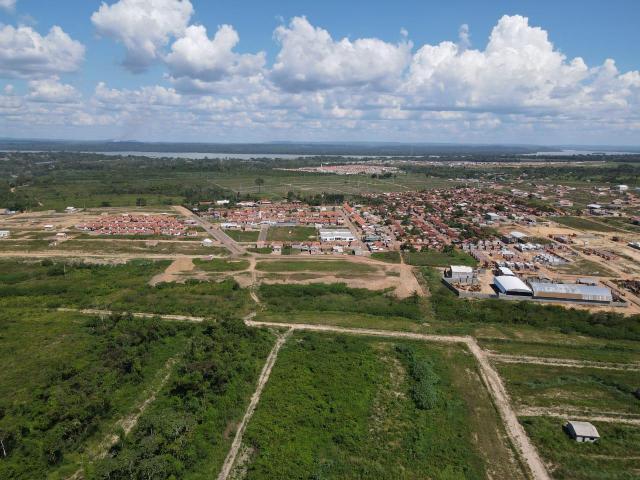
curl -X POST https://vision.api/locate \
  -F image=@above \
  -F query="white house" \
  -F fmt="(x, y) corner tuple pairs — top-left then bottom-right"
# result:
(201, 238), (214, 247)
(0, 230), (10, 238)
(565, 421), (600, 443)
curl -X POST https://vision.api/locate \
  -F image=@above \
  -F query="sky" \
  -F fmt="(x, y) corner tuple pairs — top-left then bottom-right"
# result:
(0, 0), (639, 145)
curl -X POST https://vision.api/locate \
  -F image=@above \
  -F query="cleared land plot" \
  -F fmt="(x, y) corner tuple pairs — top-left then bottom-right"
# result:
(57, 239), (224, 256)
(479, 337), (640, 364)
(552, 216), (617, 232)
(237, 333), (525, 479)
(552, 257), (618, 277)
(403, 250), (478, 267)
(256, 259), (378, 274)
(265, 226), (317, 242)
(223, 229), (260, 242)
(522, 416), (640, 480)
(194, 258), (250, 272)
(0, 309), (190, 479)
(497, 363), (640, 416)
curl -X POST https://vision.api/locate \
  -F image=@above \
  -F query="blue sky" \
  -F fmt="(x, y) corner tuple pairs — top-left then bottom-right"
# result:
(1, 0), (639, 144)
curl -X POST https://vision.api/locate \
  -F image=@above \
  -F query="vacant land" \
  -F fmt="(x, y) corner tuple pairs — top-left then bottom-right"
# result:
(238, 333), (524, 479)
(403, 250), (478, 267)
(370, 251), (401, 263)
(224, 229), (260, 242)
(265, 226), (317, 242)
(0, 309), (191, 479)
(256, 259), (378, 274)
(497, 362), (640, 415)
(193, 257), (250, 272)
(554, 257), (618, 277)
(552, 216), (616, 232)
(522, 416), (640, 480)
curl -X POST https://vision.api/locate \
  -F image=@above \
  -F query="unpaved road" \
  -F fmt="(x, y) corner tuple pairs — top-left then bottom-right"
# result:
(489, 353), (640, 371)
(245, 320), (551, 480)
(58, 307), (205, 322)
(149, 256), (195, 285)
(518, 407), (640, 426)
(172, 205), (245, 255)
(217, 329), (293, 480)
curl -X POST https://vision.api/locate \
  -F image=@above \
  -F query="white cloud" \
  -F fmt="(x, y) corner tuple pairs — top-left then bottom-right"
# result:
(271, 16), (412, 92)
(0, 0), (16, 12)
(0, 25), (85, 78)
(166, 24), (265, 83)
(94, 82), (181, 108)
(27, 77), (80, 103)
(91, 0), (194, 72)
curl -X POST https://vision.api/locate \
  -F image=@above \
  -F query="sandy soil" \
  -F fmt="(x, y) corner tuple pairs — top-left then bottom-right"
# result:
(517, 406), (640, 426)
(489, 353), (640, 371)
(149, 256), (196, 285)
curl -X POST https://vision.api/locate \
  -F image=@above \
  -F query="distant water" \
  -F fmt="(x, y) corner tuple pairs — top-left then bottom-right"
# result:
(89, 151), (319, 159)
(525, 150), (638, 156)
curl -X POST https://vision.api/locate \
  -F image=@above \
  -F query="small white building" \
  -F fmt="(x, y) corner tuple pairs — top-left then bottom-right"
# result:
(565, 421), (600, 443)
(201, 238), (214, 247)
(617, 184), (629, 193)
(0, 230), (10, 238)
(319, 229), (355, 242)
(65, 206), (77, 213)
(445, 265), (474, 283)
(215, 199), (230, 205)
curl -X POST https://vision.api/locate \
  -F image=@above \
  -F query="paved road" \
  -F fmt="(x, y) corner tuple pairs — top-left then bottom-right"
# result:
(173, 206), (245, 255)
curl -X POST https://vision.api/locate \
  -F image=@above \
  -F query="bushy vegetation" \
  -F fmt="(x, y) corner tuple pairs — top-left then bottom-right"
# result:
(0, 311), (189, 479)
(422, 267), (640, 340)
(89, 319), (274, 480)
(241, 334), (488, 479)
(395, 345), (440, 410)
(0, 259), (251, 318)
(258, 283), (426, 321)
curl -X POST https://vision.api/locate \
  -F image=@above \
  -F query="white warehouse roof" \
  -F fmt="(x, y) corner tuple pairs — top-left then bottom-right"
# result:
(528, 282), (612, 302)
(494, 276), (533, 295)
(450, 265), (473, 274)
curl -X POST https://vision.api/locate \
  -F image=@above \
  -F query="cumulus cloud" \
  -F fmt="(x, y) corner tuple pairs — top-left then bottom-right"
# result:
(271, 16), (412, 92)
(27, 77), (80, 103)
(0, 0), (16, 12)
(94, 82), (181, 108)
(91, 0), (193, 72)
(0, 25), (85, 78)
(166, 24), (265, 84)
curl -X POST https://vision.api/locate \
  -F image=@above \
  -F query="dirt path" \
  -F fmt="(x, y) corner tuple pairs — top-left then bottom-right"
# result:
(67, 357), (177, 480)
(216, 328), (293, 480)
(244, 320), (551, 480)
(58, 307), (205, 323)
(489, 353), (640, 371)
(149, 256), (195, 285)
(517, 407), (640, 426)
(395, 253), (425, 298)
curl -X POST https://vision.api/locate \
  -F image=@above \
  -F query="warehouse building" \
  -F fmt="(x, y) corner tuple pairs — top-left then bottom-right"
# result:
(528, 281), (613, 304)
(319, 229), (355, 242)
(445, 265), (475, 284)
(494, 276), (533, 296)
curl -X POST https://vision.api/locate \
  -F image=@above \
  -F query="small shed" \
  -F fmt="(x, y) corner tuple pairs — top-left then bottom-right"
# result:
(201, 238), (214, 247)
(565, 421), (600, 443)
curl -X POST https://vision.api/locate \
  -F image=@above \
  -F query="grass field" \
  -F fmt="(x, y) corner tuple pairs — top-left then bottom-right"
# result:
(553, 257), (618, 276)
(239, 333), (524, 479)
(552, 216), (618, 232)
(265, 226), (317, 242)
(256, 259), (378, 274)
(193, 257), (250, 272)
(497, 362), (640, 415)
(370, 251), (401, 263)
(223, 229), (260, 242)
(403, 250), (478, 267)
(522, 416), (640, 480)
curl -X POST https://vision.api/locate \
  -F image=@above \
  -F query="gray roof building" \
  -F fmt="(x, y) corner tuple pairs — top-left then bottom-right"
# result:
(528, 281), (613, 303)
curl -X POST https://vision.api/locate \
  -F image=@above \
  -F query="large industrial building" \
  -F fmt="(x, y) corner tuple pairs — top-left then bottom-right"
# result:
(528, 281), (613, 304)
(319, 229), (356, 242)
(493, 276), (533, 296)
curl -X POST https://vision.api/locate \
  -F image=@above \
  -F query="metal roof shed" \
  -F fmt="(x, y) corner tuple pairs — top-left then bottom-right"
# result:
(565, 421), (600, 442)
(494, 276), (533, 296)
(528, 282), (613, 303)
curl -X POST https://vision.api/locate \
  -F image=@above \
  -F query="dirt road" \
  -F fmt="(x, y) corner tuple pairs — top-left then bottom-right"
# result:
(149, 256), (195, 285)
(518, 407), (640, 426)
(216, 329), (293, 480)
(245, 320), (551, 480)
(58, 307), (205, 322)
(489, 353), (640, 371)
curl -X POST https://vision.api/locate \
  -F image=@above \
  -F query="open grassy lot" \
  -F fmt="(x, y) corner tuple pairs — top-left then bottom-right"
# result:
(239, 333), (524, 479)
(265, 226), (317, 242)
(497, 362), (640, 415)
(57, 239), (223, 256)
(0, 239), (51, 251)
(596, 216), (640, 233)
(479, 337), (640, 364)
(0, 259), (252, 319)
(258, 283), (427, 323)
(370, 251), (401, 263)
(256, 259), (378, 274)
(521, 416), (640, 480)
(403, 249), (478, 267)
(553, 257), (618, 277)
(551, 216), (617, 232)
(0, 308), (191, 479)
(223, 229), (260, 242)
(89, 319), (275, 480)
(193, 257), (250, 272)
